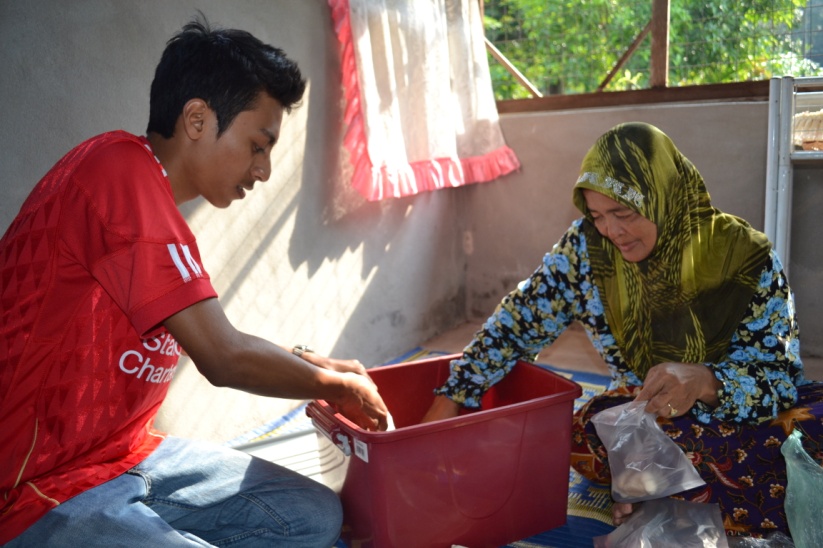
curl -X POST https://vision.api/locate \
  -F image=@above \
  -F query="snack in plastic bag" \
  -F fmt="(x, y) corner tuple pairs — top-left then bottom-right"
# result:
(781, 428), (823, 548)
(593, 498), (729, 548)
(592, 400), (705, 502)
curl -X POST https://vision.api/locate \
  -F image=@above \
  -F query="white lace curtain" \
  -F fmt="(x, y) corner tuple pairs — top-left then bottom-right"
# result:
(328, 0), (520, 201)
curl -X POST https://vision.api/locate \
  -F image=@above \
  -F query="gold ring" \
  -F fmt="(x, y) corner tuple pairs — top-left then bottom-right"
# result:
(668, 403), (678, 417)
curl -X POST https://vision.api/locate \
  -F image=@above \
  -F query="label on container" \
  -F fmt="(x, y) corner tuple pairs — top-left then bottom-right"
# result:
(354, 438), (369, 462)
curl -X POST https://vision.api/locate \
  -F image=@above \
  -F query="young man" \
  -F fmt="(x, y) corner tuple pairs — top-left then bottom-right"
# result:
(0, 18), (388, 546)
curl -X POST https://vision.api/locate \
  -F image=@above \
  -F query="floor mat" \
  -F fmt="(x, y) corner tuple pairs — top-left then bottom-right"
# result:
(225, 401), (313, 447)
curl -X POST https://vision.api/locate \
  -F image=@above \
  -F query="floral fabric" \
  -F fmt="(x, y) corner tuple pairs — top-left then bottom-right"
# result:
(436, 220), (806, 425)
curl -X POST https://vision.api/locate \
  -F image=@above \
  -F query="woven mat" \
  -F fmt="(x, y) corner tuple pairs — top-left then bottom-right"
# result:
(231, 348), (614, 547)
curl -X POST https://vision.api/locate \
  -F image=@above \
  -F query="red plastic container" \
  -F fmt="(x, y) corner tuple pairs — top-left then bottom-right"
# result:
(306, 354), (582, 548)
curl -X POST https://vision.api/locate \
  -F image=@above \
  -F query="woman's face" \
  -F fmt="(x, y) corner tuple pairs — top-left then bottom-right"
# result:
(582, 189), (658, 262)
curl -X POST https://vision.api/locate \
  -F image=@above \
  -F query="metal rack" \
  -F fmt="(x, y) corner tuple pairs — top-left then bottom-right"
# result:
(764, 76), (823, 276)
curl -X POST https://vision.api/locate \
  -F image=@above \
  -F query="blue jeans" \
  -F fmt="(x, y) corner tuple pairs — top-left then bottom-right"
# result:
(7, 436), (343, 547)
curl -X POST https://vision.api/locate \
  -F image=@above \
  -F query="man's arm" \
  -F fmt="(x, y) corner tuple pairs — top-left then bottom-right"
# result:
(163, 298), (388, 431)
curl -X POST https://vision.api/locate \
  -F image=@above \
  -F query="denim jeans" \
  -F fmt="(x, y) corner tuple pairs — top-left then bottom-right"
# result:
(7, 436), (343, 547)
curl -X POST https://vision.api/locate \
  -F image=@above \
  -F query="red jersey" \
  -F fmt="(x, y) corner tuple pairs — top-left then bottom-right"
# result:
(0, 131), (217, 542)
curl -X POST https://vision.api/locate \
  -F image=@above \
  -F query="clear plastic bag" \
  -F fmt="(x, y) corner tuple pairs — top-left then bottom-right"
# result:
(591, 400), (705, 502)
(781, 428), (823, 548)
(726, 532), (795, 547)
(593, 498), (729, 548)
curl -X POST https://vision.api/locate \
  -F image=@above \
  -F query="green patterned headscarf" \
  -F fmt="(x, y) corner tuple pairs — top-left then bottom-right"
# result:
(572, 122), (771, 379)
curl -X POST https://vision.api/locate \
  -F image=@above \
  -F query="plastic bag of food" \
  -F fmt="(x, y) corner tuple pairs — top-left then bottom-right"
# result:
(593, 498), (729, 548)
(592, 400), (705, 502)
(781, 428), (823, 548)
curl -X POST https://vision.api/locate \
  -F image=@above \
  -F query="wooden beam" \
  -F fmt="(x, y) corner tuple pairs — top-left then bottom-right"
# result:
(495, 81), (771, 114)
(485, 37), (543, 98)
(598, 21), (652, 92)
(650, 0), (670, 88)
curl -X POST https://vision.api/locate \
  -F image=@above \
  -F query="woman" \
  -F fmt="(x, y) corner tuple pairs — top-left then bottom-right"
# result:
(423, 122), (823, 538)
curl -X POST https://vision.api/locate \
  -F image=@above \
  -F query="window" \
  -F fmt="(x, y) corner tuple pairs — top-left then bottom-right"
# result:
(484, 0), (823, 100)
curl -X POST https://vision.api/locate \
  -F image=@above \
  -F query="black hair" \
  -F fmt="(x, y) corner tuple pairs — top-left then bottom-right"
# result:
(146, 14), (306, 138)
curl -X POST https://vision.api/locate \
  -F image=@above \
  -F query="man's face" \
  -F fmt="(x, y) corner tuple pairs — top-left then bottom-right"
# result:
(192, 92), (284, 208)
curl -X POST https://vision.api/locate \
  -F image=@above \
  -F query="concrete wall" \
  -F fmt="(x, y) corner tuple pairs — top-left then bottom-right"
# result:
(790, 163), (823, 358)
(0, 0), (466, 442)
(2, 2), (820, 443)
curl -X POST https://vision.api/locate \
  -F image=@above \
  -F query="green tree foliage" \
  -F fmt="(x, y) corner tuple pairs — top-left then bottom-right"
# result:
(484, 0), (823, 99)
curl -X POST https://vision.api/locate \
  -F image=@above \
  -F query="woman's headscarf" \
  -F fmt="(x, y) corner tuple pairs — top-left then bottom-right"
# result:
(572, 122), (772, 379)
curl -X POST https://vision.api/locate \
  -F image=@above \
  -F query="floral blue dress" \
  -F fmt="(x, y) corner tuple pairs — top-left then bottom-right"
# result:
(435, 219), (823, 538)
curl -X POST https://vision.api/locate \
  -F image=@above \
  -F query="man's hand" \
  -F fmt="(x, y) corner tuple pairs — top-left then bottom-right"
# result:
(164, 299), (388, 430)
(328, 372), (388, 431)
(292, 351), (386, 429)
(299, 352), (374, 384)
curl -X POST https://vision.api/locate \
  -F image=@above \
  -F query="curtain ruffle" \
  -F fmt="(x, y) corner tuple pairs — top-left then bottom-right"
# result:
(328, 0), (520, 201)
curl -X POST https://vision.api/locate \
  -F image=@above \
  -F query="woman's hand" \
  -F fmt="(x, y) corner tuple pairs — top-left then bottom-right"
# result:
(421, 395), (461, 423)
(635, 362), (722, 418)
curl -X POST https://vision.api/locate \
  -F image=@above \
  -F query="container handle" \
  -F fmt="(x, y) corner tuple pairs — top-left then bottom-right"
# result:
(309, 404), (352, 457)
(333, 433), (352, 457)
